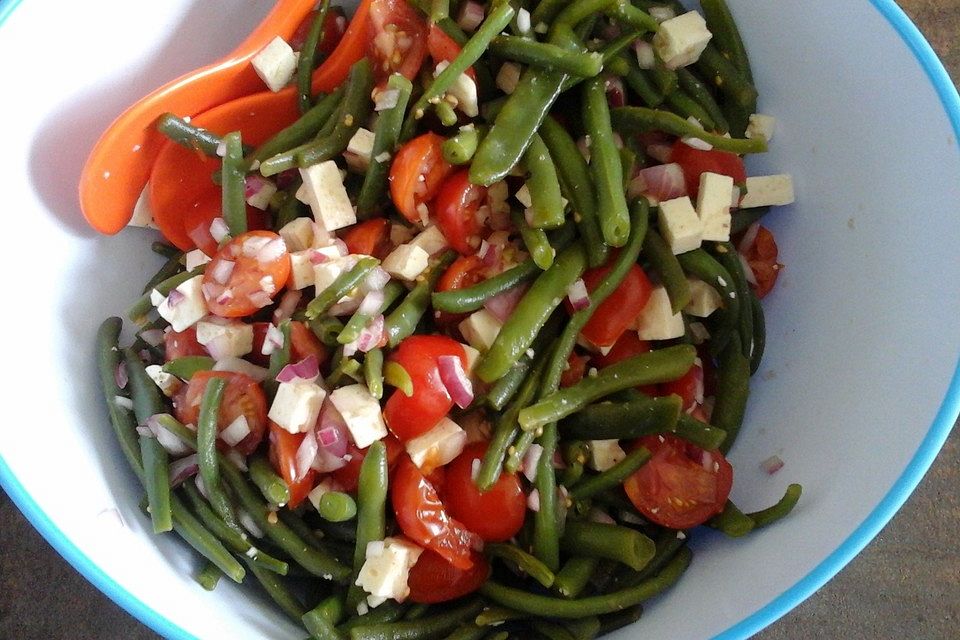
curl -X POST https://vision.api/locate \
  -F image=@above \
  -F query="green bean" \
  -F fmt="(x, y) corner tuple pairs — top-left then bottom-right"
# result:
(474, 606), (524, 627)
(385, 251), (457, 347)
(611, 106), (767, 154)
(522, 133), (566, 230)
(152, 241), (180, 258)
(432, 260), (536, 314)
(490, 36), (603, 77)
(676, 248), (740, 336)
(694, 44), (757, 136)
(553, 557), (599, 599)
(480, 548), (690, 618)
(403, 604), (431, 621)
(730, 206), (770, 236)
(169, 495), (246, 583)
(442, 625), (486, 640)
(220, 131), (248, 236)
(298, 61), (375, 168)
(484, 310), (564, 412)
(569, 448), (651, 500)
(533, 426), (562, 571)
(560, 521), (655, 571)
(338, 602), (407, 632)
(521, 346), (696, 430)
(485, 543), (556, 588)
(673, 413), (728, 451)
(582, 76), (630, 247)
(310, 316), (345, 346)
(530, 0), (570, 27)
(141, 252), (184, 295)
(96, 319), (145, 481)
(319, 491), (358, 522)
(156, 113), (227, 156)
(614, 526), (687, 588)
(404, 2), (515, 139)
(245, 557), (307, 623)
(348, 598), (484, 640)
(364, 348), (385, 400)
(274, 187), (306, 229)
(303, 595), (345, 640)
(597, 605), (643, 635)
(558, 394), (681, 440)
(161, 356), (214, 380)
(306, 257), (380, 319)
(383, 361), (414, 396)
(748, 484), (802, 528)
(643, 229), (692, 314)
(649, 57), (679, 98)
(248, 454), (292, 507)
(195, 562), (222, 591)
(700, 0), (753, 84)
(251, 87), (345, 166)
(512, 210), (555, 270)
(713, 242), (754, 360)
(296, 0), (331, 113)
(475, 244), (587, 383)
(128, 267), (204, 324)
(539, 617), (601, 640)
(326, 355), (362, 387)
(340, 282), (404, 345)
(713, 337), (750, 454)
(676, 68), (729, 134)
(431, 0), (450, 21)
(665, 89), (716, 131)
(442, 124), (482, 166)
(434, 99), (459, 127)
(264, 319), (292, 400)
(749, 290), (766, 374)
(623, 55), (666, 107)
(710, 500), (755, 537)
(347, 440), (388, 610)
(606, 0), (658, 32)
(538, 116), (607, 268)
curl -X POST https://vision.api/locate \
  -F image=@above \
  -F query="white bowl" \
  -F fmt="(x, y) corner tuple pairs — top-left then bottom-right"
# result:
(1, 1), (958, 638)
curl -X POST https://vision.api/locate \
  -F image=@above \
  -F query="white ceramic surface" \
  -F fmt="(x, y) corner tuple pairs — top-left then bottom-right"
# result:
(0, 1), (957, 639)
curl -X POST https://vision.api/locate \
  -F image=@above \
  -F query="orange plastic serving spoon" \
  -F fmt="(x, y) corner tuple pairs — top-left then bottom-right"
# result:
(79, 0), (318, 235)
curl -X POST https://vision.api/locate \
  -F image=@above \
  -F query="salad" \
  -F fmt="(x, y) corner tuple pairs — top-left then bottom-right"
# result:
(95, 0), (801, 637)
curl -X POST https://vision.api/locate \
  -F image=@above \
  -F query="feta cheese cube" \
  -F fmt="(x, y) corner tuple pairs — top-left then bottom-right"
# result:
(685, 278), (723, 317)
(636, 286), (685, 340)
(313, 257), (351, 294)
(145, 364), (182, 397)
(355, 537), (423, 607)
(278, 218), (315, 252)
(739, 175), (795, 208)
(458, 309), (502, 351)
(268, 381), (326, 434)
(496, 62), (522, 95)
(157, 275), (208, 332)
(589, 440), (626, 472)
(252, 36), (299, 92)
(696, 172), (734, 242)
(514, 183), (533, 209)
(345, 128), (376, 171)
(746, 114), (776, 141)
(129, 186), (158, 229)
(329, 384), (388, 449)
(382, 244), (430, 281)
(195, 320), (254, 359)
(298, 161), (357, 232)
(408, 225), (449, 256)
(658, 196), (703, 254)
(289, 251), (317, 290)
(390, 223), (416, 246)
(405, 417), (467, 470)
(652, 11), (712, 70)
(245, 178), (277, 210)
(185, 249), (211, 271)
(460, 344), (481, 373)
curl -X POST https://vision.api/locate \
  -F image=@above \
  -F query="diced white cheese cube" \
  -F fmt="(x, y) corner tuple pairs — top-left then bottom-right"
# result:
(195, 320), (254, 359)
(313, 257), (350, 293)
(129, 185), (158, 229)
(145, 364), (182, 397)
(459, 309), (502, 351)
(685, 278), (723, 317)
(329, 384), (388, 449)
(268, 381), (326, 434)
(355, 537), (423, 607)
(252, 36), (299, 92)
(157, 275), (208, 332)
(308, 477), (340, 512)
(298, 161), (357, 232)
(460, 344), (481, 373)
(658, 196), (703, 254)
(739, 175), (795, 208)
(246, 178), (277, 210)
(345, 128), (376, 171)
(496, 62), (522, 95)
(184, 249), (211, 271)
(382, 244), (430, 281)
(652, 11), (712, 70)
(746, 114), (776, 141)
(405, 417), (467, 470)
(435, 61), (479, 117)
(278, 218), (315, 252)
(289, 251), (317, 290)
(697, 172), (734, 242)
(589, 440), (626, 472)
(514, 183), (532, 209)
(636, 286), (685, 340)
(408, 225), (449, 256)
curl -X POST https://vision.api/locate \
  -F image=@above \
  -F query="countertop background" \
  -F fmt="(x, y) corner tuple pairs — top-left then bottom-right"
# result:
(2, 1), (959, 638)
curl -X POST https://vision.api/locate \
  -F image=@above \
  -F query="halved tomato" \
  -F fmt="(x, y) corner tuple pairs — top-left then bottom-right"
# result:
(367, 0), (428, 84)
(268, 421), (316, 508)
(173, 371), (267, 455)
(434, 170), (487, 255)
(670, 140), (746, 199)
(443, 443), (526, 542)
(407, 548), (489, 603)
(389, 132), (454, 223)
(202, 231), (291, 318)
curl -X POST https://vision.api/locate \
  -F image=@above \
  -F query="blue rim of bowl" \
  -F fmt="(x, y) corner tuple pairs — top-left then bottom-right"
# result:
(0, 0), (957, 638)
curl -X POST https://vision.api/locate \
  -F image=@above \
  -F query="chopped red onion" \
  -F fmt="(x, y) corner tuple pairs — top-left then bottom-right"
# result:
(761, 455), (785, 475)
(216, 288), (235, 306)
(210, 259), (235, 285)
(470, 458), (482, 482)
(225, 448), (248, 472)
(309, 249), (331, 265)
(213, 357), (270, 382)
(483, 284), (527, 322)
(437, 355), (474, 409)
(363, 266), (391, 292)
(149, 414), (194, 456)
(646, 143), (673, 164)
(273, 290), (302, 324)
(276, 355), (320, 383)
(628, 163), (687, 202)
(566, 279), (590, 311)
(209, 217), (230, 243)
(457, 0), (485, 31)
(552, 450), (566, 469)
(604, 76), (626, 108)
(588, 508), (616, 525)
(328, 296), (362, 317)
(634, 40), (655, 69)
(477, 239), (500, 267)
(115, 362), (128, 390)
(248, 290), (273, 309)
(139, 329), (165, 347)
(136, 425), (153, 437)
(374, 88), (399, 111)
(242, 235), (272, 257)
(312, 401), (349, 469)
(261, 324), (285, 356)
(355, 315), (385, 353)
(220, 415), (251, 447)
(738, 252), (758, 286)
(358, 289), (385, 317)
(166, 288), (185, 307)
(169, 454), (199, 488)
(738, 222), (761, 254)
(521, 444), (543, 483)
(295, 430), (318, 482)
(332, 239), (349, 255)
(682, 135), (713, 151)
(527, 489), (540, 512)
(317, 426), (339, 448)
(313, 447), (348, 473)
(524, 208), (536, 228)
(257, 238), (287, 264)
(700, 450), (715, 472)
(238, 509), (263, 538)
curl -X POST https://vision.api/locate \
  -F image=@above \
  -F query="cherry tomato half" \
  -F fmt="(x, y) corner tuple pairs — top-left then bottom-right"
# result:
(268, 421), (316, 508)
(434, 170), (487, 255)
(342, 218), (393, 259)
(670, 140), (747, 199)
(173, 371), (267, 456)
(202, 231), (292, 318)
(389, 133), (454, 224)
(443, 443), (526, 542)
(407, 548), (489, 604)
(164, 326), (207, 362)
(741, 225), (782, 299)
(576, 263), (653, 349)
(367, 0), (428, 84)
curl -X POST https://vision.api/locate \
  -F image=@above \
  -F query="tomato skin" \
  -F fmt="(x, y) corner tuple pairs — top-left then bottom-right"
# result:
(434, 255), (486, 328)
(434, 170), (487, 255)
(173, 371), (268, 456)
(577, 263), (654, 348)
(164, 326), (207, 361)
(202, 231), (292, 318)
(342, 219), (393, 259)
(427, 24), (476, 81)
(290, 6), (347, 54)
(330, 436), (404, 493)
(670, 141), (747, 199)
(560, 353), (589, 388)
(392, 455), (478, 570)
(389, 133), (454, 223)
(268, 421), (316, 508)
(592, 332), (658, 396)
(183, 192), (270, 258)
(659, 361), (703, 413)
(741, 225), (782, 299)
(443, 443), (526, 542)
(407, 549), (489, 603)
(383, 336), (466, 441)
(367, 0), (428, 84)
(623, 435), (733, 529)
(289, 321), (329, 364)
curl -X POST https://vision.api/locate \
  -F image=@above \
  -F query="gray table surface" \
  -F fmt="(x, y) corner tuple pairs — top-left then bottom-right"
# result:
(2, 1), (959, 638)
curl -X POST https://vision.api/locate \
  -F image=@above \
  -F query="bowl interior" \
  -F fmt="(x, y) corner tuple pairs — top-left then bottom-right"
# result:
(1, 1), (958, 639)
